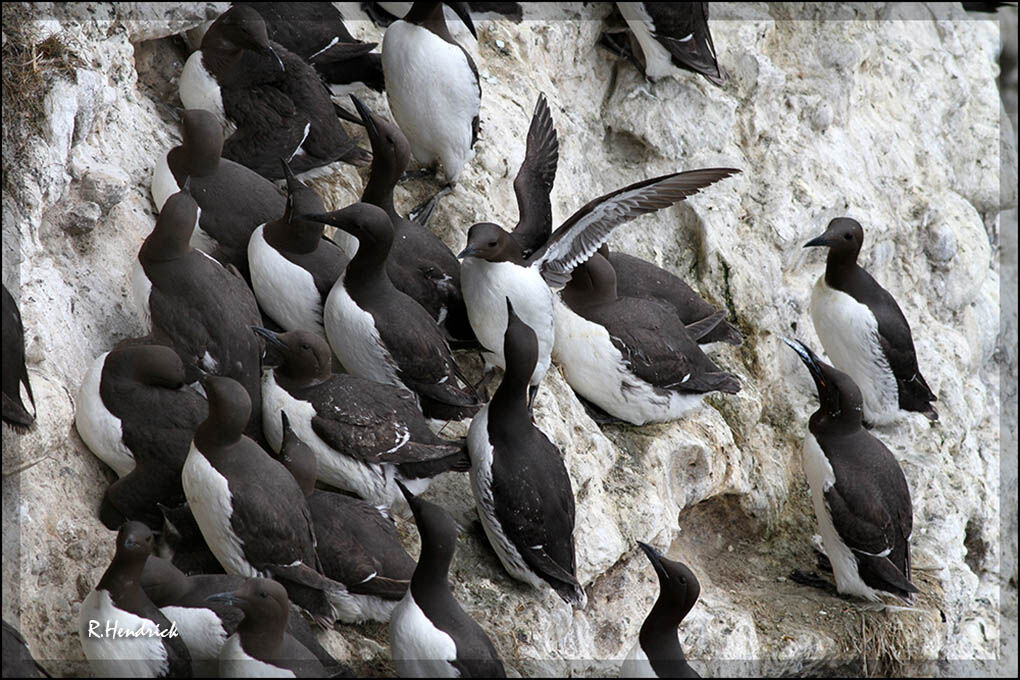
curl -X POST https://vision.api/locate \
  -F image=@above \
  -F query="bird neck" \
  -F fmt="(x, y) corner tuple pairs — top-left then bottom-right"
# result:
(823, 250), (861, 291)
(361, 175), (398, 220)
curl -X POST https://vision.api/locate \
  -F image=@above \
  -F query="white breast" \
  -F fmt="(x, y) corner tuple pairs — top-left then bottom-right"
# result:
(389, 591), (460, 678)
(552, 299), (705, 425)
(248, 226), (326, 337)
(219, 634), (295, 678)
(382, 21), (479, 184)
(802, 434), (882, 601)
(616, 2), (677, 80)
(467, 407), (545, 590)
(460, 258), (554, 386)
(79, 589), (170, 678)
(261, 372), (401, 507)
(75, 352), (136, 478)
(150, 152), (178, 213)
(160, 605), (228, 663)
(182, 444), (257, 578)
(810, 277), (899, 425)
(179, 51), (226, 128)
(323, 276), (406, 390)
(619, 641), (658, 678)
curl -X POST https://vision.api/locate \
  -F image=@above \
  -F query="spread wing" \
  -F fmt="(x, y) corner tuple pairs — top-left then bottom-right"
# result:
(510, 93), (559, 257)
(530, 168), (739, 288)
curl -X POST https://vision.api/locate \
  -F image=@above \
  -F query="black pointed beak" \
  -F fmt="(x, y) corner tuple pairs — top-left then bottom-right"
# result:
(447, 2), (477, 39)
(182, 176), (192, 194)
(782, 337), (830, 397)
(349, 94), (380, 145)
(457, 245), (477, 259)
(803, 233), (830, 249)
(206, 591), (241, 606)
(638, 541), (669, 580)
(252, 326), (288, 349)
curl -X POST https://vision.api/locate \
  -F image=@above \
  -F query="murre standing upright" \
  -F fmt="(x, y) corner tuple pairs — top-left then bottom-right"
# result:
(604, 2), (725, 85)
(347, 94), (474, 343)
(208, 578), (329, 678)
(554, 252), (740, 425)
(79, 521), (192, 678)
(309, 203), (481, 420)
(141, 556), (344, 676)
(179, 5), (369, 179)
(468, 300), (586, 608)
(273, 411), (417, 623)
(783, 338), (919, 602)
(459, 168), (739, 404)
(151, 108), (285, 276)
(620, 542), (701, 678)
(236, 1), (385, 94)
(382, 2), (481, 190)
(390, 482), (506, 678)
(248, 160), (352, 338)
(132, 185), (264, 441)
(805, 217), (938, 425)
(2, 283), (36, 431)
(256, 327), (469, 509)
(75, 344), (207, 530)
(181, 375), (338, 627)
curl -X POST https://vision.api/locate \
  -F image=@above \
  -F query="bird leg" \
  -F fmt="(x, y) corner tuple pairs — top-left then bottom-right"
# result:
(408, 185), (452, 226)
(789, 569), (839, 596)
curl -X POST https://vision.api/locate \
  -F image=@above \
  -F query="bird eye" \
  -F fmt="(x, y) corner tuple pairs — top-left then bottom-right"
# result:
(259, 591), (268, 599)
(488, 241), (497, 248)
(300, 343), (310, 350)
(844, 233), (852, 240)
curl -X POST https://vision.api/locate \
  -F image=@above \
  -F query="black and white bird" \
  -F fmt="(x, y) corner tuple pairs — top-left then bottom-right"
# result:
(2, 620), (49, 678)
(554, 252), (740, 425)
(604, 2), (725, 85)
(805, 217), (937, 425)
(75, 344), (207, 530)
(237, 1), (385, 94)
(248, 160), (352, 339)
(257, 327), (469, 509)
(469, 300), (586, 607)
(273, 412), (416, 622)
(179, 4), (369, 180)
(308, 203), (481, 420)
(347, 94), (474, 343)
(141, 556), (343, 676)
(151, 108), (286, 276)
(156, 501), (225, 576)
(207, 578), (329, 678)
(390, 482), (506, 678)
(79, 522), (192, 678)
(2, 283), (36, 431)
(620, 542), (701, 678)
(132, 185), (264, 441)
(784, 338), (919, 602)
(459, 168), (739, 403)
(181, 375), (338, 627)
(381, 1), (481, 188)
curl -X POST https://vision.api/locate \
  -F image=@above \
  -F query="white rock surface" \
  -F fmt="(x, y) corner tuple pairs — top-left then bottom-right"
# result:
(1, 2), (1015, 677)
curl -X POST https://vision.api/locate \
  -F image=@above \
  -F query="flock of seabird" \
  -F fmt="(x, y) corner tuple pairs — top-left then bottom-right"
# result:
(2, 2), (948, 678)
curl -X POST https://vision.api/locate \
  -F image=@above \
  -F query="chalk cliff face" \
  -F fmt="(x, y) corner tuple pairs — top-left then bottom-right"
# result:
(2, 2), (1015, 676)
